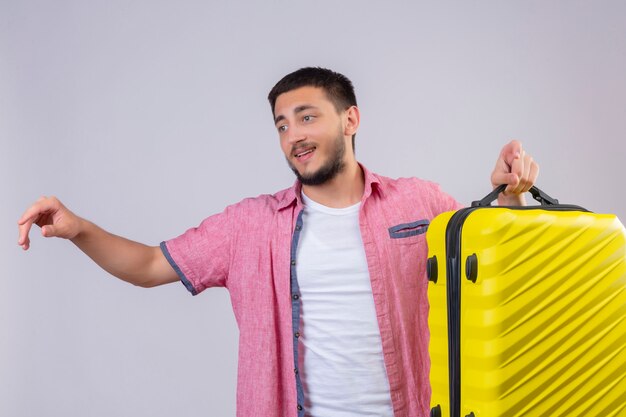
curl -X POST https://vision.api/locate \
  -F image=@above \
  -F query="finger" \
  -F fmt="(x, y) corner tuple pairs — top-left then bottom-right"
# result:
(42, 224), (60, 238)
(491, 171), (519, 190)
(17, 209), (37, 226)
(492, 141), (523, 191)
(17, 197), (58, 249)
(501, 139), (523, 169)
(17, 218), (35, 250)
(17, 197), (57, 225)
(505, 150), (525, 194)
(18, 205), (43, 226)
(522, 159), (540, 193)
(510, 153), (532, 194)
(520, 154), (533, 193)
(491, 154), (520, 190)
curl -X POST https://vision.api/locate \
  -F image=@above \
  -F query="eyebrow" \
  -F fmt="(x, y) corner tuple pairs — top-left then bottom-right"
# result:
(274, 104), (319, 125)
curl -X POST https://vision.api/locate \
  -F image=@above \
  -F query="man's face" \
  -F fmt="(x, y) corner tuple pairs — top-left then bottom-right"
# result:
(273, 86), (350, 186)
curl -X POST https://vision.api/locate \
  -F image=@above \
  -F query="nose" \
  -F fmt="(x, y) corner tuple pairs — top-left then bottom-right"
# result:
(285, 125), (306, 145)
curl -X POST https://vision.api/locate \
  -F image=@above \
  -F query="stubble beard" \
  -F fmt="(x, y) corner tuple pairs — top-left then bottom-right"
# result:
(287, 130), (346, 186)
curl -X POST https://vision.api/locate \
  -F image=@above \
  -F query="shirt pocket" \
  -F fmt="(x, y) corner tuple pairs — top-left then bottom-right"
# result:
(387, 219), (430, 288)
(388, 219), (430, 243)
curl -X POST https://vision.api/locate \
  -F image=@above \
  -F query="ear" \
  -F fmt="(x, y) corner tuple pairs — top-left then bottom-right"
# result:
(343, 105), (360, 137)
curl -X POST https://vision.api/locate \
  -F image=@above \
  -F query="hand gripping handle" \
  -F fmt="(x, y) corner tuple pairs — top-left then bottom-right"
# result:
(471, 184), (559, 207)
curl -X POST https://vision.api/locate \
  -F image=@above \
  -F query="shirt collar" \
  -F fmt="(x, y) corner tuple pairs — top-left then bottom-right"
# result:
(276, 163), (383, 211)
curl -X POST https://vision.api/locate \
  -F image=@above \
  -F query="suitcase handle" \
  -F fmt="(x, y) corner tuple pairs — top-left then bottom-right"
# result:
(471, 184), (559, 207)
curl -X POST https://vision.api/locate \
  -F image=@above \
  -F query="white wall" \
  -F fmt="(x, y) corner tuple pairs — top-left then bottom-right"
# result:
(2, 1), (625, 416)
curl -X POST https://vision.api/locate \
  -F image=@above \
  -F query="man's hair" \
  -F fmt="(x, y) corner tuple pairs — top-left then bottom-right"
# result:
(268, 67), (358, 150)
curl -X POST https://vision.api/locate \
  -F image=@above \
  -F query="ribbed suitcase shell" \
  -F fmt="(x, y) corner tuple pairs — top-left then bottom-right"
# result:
(427, 206), (626, 417)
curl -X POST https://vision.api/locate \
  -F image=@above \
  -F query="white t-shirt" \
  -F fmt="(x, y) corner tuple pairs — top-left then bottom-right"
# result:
(296, 192), (394, 417)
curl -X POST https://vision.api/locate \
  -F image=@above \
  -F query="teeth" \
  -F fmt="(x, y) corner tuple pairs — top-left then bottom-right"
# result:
(296, 149), (314, 157)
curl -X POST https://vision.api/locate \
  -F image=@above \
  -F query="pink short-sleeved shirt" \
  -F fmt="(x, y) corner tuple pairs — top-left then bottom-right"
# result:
(161, 165), (460, 417)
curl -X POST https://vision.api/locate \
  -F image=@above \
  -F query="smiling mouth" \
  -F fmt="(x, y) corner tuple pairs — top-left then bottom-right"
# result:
(294, 147), (316, 158)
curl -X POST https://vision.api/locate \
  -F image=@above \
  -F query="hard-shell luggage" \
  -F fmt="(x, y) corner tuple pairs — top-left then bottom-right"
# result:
(426, 185), (626, 417)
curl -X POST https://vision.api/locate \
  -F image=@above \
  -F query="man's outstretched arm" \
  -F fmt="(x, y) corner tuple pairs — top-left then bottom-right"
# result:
(17, 196), (179, 288)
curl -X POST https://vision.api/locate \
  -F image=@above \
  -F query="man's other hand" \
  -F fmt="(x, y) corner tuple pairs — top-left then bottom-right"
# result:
(17, 196), (83, 250)
(491, 140), (540, 206)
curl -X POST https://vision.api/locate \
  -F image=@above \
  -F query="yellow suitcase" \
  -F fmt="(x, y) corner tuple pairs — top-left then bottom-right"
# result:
(427, 185), (626, 417)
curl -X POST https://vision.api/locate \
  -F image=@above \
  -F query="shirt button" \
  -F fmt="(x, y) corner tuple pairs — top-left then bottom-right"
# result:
(292, 294), (299, 300)
(294, 368), (298, 374)
(295, 332), (300, 338)
(295, 225), (302, 231)
(297, 404), (303, 411)
(291, 260), (296, 266)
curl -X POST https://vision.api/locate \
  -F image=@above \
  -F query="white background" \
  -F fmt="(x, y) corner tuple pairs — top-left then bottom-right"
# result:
(2, 1), (625, 416)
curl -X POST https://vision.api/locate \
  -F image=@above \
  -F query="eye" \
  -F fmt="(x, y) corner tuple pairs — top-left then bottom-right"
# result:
(278, 125), (288, 133)
(303, 115), (315, 122)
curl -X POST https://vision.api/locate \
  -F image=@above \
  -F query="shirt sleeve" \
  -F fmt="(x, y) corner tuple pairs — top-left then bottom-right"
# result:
(419, 179), (463, 216)
(436, 184), (464, 213)
(160, 207), (233, 295)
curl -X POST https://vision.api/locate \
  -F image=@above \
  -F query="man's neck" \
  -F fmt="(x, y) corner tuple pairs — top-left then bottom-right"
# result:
(301, 162), (365, 208)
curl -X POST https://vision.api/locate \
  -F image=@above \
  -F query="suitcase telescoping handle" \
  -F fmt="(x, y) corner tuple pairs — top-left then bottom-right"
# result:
(471, 184), (559, 207)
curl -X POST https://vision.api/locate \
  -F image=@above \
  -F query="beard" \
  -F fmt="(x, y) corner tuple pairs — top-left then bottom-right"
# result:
(287, 130), (346, 186)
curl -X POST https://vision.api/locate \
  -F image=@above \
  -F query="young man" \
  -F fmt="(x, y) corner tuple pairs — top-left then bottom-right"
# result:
(17, 67), (538, 417)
